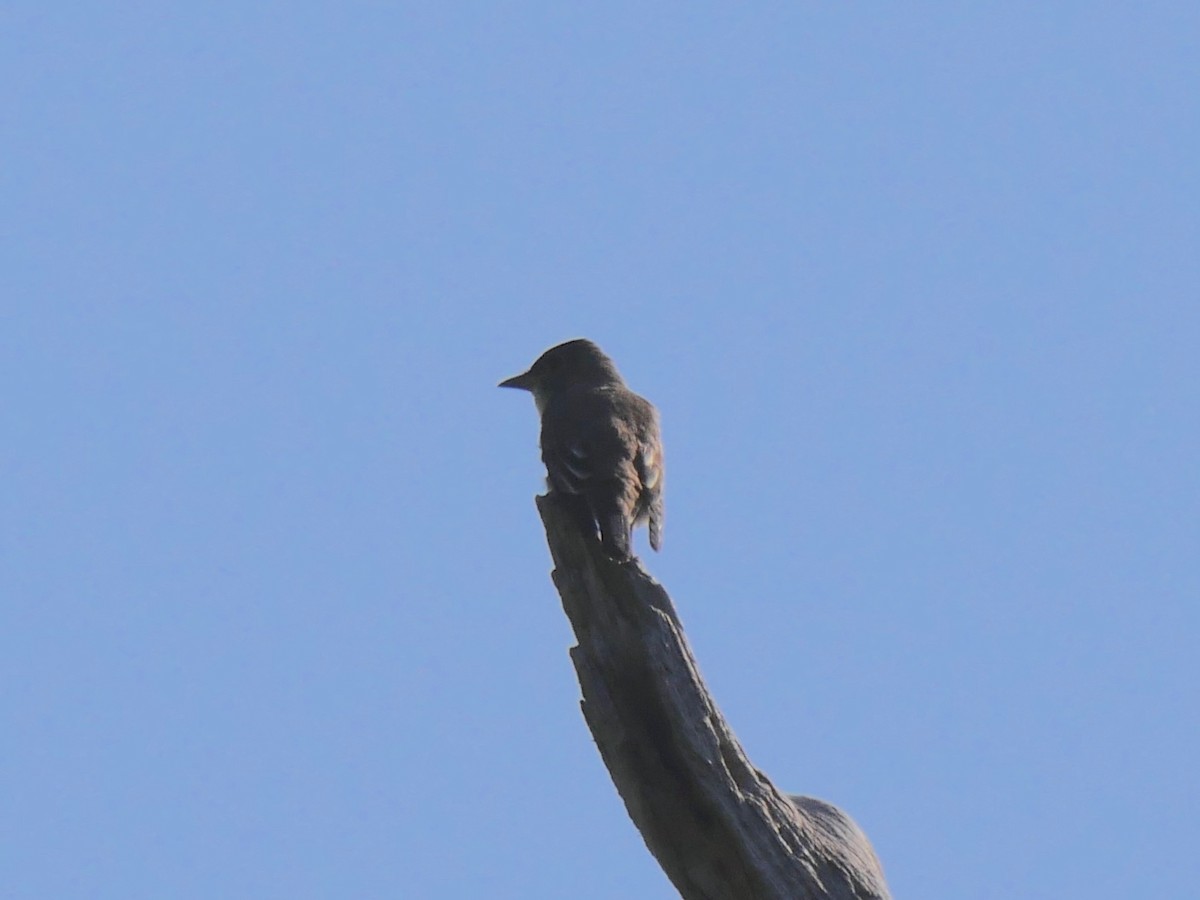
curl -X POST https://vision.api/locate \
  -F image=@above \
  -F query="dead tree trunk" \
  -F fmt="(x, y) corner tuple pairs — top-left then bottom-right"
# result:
(536, 493), (892, 900)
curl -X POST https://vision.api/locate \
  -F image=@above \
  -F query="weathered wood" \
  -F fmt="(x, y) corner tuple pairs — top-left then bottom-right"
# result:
(536, 493), (891, 900)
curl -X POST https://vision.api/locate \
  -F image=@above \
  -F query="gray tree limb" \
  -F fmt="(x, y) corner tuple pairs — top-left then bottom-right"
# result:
(536, 493), (892, 900)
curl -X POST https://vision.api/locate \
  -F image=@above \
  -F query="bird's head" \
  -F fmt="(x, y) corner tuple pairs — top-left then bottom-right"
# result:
(499, 339), (624, 411)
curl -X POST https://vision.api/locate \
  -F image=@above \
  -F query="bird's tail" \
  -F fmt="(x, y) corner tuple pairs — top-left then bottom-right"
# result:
(593, 496), (633, 561)
(553, 490), (599, 540)
(648, 503), (663, 552)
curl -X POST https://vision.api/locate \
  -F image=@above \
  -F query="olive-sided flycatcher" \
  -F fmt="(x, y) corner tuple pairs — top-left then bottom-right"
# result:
(500, 339), (664, 561)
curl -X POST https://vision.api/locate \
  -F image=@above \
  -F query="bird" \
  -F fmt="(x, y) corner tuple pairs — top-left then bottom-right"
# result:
(499, 339), (664, 561)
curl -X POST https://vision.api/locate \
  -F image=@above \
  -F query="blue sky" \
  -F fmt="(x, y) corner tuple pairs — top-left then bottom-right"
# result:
(4, 3), (1198, 898)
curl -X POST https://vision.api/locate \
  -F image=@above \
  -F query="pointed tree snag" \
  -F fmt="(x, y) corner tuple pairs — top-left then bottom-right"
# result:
(536, 493), (892, 900)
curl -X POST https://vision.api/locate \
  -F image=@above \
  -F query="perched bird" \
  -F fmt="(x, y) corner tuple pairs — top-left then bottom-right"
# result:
(500, 339), (664, 561)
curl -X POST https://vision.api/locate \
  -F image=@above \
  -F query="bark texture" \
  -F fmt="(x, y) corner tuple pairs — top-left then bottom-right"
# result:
(536, 493), (891, 900)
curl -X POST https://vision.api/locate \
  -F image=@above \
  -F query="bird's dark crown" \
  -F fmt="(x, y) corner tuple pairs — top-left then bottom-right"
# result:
(524, 339), (624, 388)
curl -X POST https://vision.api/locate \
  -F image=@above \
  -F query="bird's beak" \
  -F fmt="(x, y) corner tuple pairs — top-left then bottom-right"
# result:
(498, 370), (534, 391)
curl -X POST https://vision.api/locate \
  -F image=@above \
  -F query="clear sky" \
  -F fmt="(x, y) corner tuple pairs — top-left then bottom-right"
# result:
(4, 4), (1197, 898)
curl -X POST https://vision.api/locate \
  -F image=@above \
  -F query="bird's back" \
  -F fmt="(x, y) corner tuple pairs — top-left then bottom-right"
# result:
(540, 384), (664, 557)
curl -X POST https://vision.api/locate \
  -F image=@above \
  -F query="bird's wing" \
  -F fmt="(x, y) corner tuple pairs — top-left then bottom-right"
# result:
(541, 403), (596, 496)
(540, 391), (633, 495)
(634, 439), (662, 492)
(544, 434), (593, 495)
